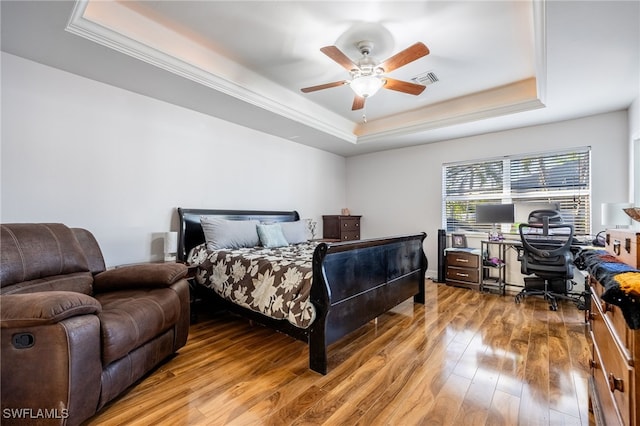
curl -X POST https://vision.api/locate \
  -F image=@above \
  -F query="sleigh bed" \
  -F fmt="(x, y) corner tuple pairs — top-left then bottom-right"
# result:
(177, 208), (427, 374)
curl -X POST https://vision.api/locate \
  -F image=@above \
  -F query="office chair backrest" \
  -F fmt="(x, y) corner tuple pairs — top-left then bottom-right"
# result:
(527, 209), (563, 229)
(519, 221), (574, 279)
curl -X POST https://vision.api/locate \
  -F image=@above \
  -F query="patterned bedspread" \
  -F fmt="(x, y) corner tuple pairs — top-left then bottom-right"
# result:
(188, 242), (319, 328)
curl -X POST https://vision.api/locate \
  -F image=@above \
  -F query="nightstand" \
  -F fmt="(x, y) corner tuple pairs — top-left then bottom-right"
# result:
(322, 215), (361, 241)
(445, 248), (481, 290)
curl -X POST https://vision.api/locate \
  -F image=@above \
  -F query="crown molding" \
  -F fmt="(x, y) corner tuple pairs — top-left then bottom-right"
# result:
(66, 0), (358, 144)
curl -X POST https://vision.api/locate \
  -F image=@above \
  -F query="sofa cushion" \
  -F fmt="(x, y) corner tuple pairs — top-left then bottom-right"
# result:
(95, 288), (181, 366)
(93, 263), (187, 293)
(1, 224), (90, 290)
(0, 291), (101, 328)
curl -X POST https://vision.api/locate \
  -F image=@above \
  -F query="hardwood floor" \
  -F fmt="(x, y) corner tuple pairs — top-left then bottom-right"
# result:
(86, 281), (591, 425)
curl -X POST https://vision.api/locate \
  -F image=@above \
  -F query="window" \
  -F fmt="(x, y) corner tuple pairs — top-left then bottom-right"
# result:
(443, 148), (591, 235)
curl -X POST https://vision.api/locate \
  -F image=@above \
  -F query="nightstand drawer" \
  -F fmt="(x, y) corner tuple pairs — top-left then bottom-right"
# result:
(446, 267), (480, 283)
(446, 252), (479, 268)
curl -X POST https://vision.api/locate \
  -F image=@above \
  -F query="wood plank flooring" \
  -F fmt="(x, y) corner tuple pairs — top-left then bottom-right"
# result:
(85, 281), (591, 425)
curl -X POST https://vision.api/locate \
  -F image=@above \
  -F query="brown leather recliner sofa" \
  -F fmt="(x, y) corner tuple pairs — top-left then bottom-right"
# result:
(0, 223), (190, 426)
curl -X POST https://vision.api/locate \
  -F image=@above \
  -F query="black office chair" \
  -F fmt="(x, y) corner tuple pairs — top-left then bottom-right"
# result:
(514, 210), (578, 311)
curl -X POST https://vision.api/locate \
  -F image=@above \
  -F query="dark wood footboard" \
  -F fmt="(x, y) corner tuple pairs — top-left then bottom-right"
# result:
(309, 234), (427, 374)
(177, 208), (427, 375)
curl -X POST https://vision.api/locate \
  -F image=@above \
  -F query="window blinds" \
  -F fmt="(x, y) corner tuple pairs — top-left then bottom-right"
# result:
(443, 148), (591, 235)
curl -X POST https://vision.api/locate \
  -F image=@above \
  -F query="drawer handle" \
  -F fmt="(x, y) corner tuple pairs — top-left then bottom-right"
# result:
(613, 240), (621, 256)
(608, 373), (624, 393)
(455, 258), (469, 263)
(456, 273), (469, 278)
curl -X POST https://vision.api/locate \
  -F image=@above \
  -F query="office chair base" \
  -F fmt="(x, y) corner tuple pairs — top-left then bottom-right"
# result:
(514, 284), (587, 311)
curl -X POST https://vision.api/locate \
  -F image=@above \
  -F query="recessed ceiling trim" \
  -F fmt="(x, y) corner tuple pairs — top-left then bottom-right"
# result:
(65, 0), (547, 149)
(355, 77), (542, 140)
(66, 0), (358, 144)
(356, 98), (545, 144)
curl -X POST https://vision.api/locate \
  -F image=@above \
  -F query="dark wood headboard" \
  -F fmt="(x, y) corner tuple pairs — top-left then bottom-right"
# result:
(176, 208), (300, 262)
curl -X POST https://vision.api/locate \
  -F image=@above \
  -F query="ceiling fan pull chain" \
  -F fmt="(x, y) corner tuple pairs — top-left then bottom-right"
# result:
(362, 102), (368, 123)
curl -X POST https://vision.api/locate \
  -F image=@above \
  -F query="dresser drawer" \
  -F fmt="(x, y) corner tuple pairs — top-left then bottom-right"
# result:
(340, 218), (360, 232)
(340, 231), (360, 241)
(605, 229), (639, 268)
(446, 251), (479, 268)
(591, 337), (626, 426)
(591, 296), (634, 426)
(446, 267), (479, 283)
(322, 215), (361, 241)
(591, 282), (633, 359)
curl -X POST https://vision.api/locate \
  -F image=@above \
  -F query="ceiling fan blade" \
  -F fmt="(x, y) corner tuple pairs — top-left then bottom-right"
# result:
(301, 81), (347, 93)
(320, 46), (358, 71)
(379, 42), (430, 73)
(383, 78), (426, 95)
(352, 95), (365, 111)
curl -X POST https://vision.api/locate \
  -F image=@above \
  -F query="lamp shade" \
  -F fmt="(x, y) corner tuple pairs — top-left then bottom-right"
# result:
(601, 202), (632, 227)
(164, 231), (178, 261)
(350, 75), (384, 98)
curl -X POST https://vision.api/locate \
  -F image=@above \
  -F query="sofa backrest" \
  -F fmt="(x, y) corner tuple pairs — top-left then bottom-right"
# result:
(0, 223), (96, 295)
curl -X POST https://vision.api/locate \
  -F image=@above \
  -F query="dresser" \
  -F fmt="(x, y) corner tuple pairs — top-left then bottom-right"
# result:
(322, 215), (361, 241)
(588, 229), (639, 426)
(605, 229), (640, 267)
(445, 249), (480, 290)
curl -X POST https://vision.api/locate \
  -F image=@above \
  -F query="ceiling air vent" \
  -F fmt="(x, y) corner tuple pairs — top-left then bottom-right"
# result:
(411, 71), (439, 86)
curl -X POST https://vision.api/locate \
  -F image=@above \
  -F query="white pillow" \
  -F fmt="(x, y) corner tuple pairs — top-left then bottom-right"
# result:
(200, 217), (259, 250)
(280, 220), (309, 244)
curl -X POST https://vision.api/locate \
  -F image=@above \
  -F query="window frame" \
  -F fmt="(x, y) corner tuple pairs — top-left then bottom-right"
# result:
(442, 147), (591, 236)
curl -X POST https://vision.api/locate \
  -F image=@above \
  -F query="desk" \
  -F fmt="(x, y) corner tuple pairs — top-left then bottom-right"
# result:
(480, 238), (594, 294)
(480, 240), (521, 294)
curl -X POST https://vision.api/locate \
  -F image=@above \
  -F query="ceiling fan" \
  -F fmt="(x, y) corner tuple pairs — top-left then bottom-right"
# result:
(301, 41), (430, 111)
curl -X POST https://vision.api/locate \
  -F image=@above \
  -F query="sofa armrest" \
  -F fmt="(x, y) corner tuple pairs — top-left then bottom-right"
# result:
(0, 291), (102, 328)
(93, 263), (188, 293)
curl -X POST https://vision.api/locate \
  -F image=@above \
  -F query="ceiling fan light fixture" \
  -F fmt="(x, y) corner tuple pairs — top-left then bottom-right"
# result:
(350, 75), (384, 98)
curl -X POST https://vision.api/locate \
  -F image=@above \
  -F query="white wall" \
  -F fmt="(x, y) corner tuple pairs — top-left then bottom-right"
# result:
(1, 53), (347, 267)
(2, 51), (634, 275)
(346, 111), (629, 278)
(629, 97), (640, 210)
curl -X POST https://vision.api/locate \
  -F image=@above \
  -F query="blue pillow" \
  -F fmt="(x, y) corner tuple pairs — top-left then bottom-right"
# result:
(257, 223), (289, 248)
